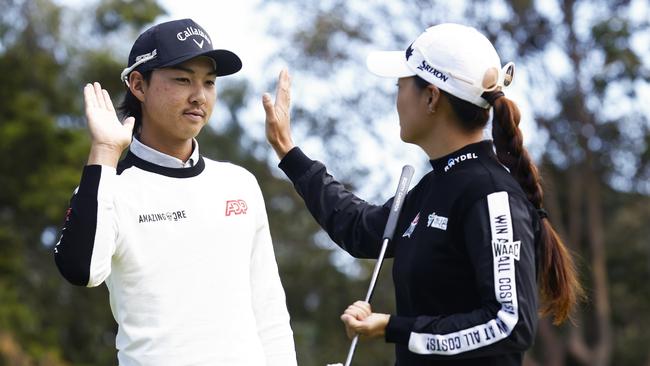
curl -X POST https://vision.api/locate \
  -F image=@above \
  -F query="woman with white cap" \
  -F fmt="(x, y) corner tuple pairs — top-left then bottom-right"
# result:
(264, 23), (582, 365)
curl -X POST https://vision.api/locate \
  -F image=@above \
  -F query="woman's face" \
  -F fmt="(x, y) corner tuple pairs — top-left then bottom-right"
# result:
(396, 77), (432, 145)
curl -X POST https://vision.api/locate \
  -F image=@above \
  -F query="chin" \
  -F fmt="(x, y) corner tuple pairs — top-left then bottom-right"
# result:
(183, 123), (206, 137)
(399, 130), (413, 143)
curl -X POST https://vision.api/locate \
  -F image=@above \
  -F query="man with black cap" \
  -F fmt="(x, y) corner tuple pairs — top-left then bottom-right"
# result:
(54, 18), (297, 366)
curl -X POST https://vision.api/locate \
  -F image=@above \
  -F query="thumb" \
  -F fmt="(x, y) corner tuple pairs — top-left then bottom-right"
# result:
(262, 93), (275, 120)
(123, 116), (135, 133)
(341, 313), (361, 327)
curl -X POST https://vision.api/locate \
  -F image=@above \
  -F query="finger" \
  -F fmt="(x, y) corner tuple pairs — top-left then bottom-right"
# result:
(348, 303), (371, 319)
(122, 116), (135, 133)
(353, 301), (372, 314)
(83, 84), (97, 111)
(102, 89), (115, 113)
(93, 82), (107, 109)
(341, 314), (362, 328)
(340, 314), (360, 339)
(343, 306), (368, 321)
(275, 69), (291, 112)
(262, 93), (276, 121)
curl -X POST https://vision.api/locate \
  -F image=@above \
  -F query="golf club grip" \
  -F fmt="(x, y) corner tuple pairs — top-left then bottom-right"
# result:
(382, 165), (415, 240)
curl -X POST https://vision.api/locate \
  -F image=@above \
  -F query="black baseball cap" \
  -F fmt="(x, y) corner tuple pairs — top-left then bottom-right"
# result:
(120, 18), (242, 84)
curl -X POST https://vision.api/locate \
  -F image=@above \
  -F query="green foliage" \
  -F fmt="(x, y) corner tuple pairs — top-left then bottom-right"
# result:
(0, 0), (162, 364)
(198, 80), (397, 365)
(605, 194), (650, 365)
(266, 0), (650, 365)
(95, 0), (165, 32)
(1, 0), (649, 365)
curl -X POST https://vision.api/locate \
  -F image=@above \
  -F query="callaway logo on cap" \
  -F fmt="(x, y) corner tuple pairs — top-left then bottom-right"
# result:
(120, 18), (242, 86)
(366, 23), (515, 109)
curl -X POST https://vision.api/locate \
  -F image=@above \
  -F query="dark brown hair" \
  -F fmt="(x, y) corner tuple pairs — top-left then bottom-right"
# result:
(117, 70), (153, 135)
(415, 75), (583, 324)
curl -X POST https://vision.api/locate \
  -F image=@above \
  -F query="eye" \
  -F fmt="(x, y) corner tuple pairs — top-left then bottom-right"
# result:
(175, 77), (190, 84)
(205, 79), (216, 87)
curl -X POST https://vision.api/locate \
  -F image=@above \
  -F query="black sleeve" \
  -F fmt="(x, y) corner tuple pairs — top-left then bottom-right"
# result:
(278, 147), (392, 259)
(54, 165), (117, 287)
(385, 191), (538, 358)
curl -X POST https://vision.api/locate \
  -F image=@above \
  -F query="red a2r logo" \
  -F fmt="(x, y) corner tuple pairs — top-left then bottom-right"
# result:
(225, 200), (248, 216)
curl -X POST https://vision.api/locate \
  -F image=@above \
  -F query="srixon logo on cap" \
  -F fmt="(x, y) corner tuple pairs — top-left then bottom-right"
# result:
(417, 61), (449, 82)
(176, 26), (212, 49)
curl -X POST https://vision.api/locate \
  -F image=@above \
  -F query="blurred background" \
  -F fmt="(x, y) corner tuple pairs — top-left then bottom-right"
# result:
(1, 0), (649, 365)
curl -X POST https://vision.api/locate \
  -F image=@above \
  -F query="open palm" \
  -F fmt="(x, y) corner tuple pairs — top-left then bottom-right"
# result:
(84, 82), (134, 152)
(263, 69), (295, 159)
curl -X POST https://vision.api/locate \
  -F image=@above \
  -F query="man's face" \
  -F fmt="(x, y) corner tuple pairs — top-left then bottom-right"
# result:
(139, 56), (217, 145)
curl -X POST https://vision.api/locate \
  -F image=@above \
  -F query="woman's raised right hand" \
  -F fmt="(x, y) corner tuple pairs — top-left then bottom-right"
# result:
(263, 69), (295, 160)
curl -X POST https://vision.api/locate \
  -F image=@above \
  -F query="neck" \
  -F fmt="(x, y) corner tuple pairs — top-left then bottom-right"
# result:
(418, 118), (485, 160)
(138, 127), (193, 162)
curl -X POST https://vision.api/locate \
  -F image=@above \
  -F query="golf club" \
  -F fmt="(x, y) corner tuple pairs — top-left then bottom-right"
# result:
(330, 165), (414, 366)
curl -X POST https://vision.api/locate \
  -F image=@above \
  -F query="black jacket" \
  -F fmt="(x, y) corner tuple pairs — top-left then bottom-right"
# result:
(279, 141), (539, 366)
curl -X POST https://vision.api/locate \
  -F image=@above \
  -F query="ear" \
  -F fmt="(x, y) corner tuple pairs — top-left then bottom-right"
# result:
(128, 71), (147, 102)
(425, 84), (441, 111)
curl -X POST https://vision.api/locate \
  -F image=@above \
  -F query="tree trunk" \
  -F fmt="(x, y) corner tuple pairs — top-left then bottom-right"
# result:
(584, 162), (612, 366)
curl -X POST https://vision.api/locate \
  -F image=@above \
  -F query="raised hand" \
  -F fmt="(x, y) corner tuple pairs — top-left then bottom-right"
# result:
(263, 69), (295, 159)
(84, 82), (135, 167)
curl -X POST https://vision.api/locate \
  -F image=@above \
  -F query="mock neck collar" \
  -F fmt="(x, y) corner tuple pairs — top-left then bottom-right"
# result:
(429, 140), (495, 174)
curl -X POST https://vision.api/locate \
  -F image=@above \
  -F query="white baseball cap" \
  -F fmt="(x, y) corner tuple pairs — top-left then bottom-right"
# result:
(366, 23), (514, 109)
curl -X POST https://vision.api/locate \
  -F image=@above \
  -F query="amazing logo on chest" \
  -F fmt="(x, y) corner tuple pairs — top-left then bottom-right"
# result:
(138, 209), (188, 224)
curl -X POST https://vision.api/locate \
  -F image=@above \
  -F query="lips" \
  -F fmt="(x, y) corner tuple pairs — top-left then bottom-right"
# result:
(184, 109), (205, 117)
(183, 109), (206, 122)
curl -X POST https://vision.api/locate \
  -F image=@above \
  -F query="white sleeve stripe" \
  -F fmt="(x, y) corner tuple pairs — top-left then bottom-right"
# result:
(407, 192), (519, 355)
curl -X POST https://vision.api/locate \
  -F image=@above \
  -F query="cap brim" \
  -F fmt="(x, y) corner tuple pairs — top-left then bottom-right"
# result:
(158, 49), (242, 77)
(366, 51), (415, 78)
(205, 49), (242, 76)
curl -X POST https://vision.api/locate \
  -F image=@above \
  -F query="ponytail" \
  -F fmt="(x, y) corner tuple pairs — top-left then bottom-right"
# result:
(412, 75), (582, 323)
(488, 91), (583, 324)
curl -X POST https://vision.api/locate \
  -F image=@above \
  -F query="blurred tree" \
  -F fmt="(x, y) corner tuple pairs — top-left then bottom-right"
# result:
(198, 79), (398, 365)
(2, 0), (648, 365)
(264, 0), (650, 365)
(0, 0), (163, 364)
(1, 0), (393, 364)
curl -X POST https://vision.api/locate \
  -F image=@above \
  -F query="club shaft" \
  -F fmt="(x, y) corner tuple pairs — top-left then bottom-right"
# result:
(364, 238), (390, 302)
(344, 335), (359, 366)
(343, 237), (389, 366)
(341, 165), (414, 366)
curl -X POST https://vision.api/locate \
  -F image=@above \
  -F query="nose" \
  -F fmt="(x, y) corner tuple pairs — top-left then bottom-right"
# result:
(189, 84), (207, 105)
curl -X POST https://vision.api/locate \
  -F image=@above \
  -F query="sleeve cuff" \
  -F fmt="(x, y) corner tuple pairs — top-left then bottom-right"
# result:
(385, 315), (416, 345)
(278, 147), (316, 182)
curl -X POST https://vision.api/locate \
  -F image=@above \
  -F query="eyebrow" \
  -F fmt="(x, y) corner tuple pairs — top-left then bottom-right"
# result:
(169, 65), (218, 76)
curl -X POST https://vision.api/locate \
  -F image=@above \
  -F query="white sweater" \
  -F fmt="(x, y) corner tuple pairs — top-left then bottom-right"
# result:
(55, 148), (297, 366)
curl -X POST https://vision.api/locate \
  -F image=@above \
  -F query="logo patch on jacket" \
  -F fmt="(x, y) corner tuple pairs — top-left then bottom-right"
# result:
(225, 200), (248, 216)
(492, 239), (521, 261)
(427, 212), (448, 231)
(402, 212), (420, 238)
